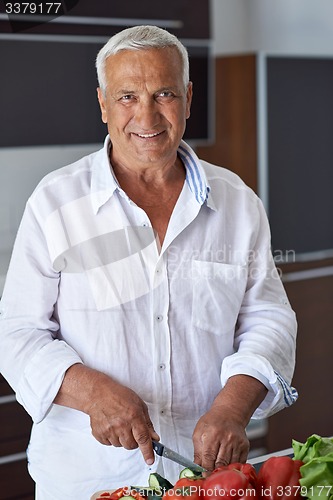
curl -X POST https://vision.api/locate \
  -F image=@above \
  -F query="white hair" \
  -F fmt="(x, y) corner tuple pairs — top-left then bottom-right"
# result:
(96, 25), (189, 93)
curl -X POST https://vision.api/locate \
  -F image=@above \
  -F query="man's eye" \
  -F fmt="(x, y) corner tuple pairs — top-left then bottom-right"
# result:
(158, 91), (175, 98)
(155, 91), (177, 103)
(120, 94), (135, 101)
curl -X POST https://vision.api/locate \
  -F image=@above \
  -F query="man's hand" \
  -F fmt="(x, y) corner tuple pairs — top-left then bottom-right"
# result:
(54, 364), (159, 465)
(192, 406), (250, 471)
(192, 374), (268, 471)
(87, 375), (160, 465)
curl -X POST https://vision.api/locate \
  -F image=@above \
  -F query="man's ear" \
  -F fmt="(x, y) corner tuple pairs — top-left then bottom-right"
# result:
(97, 87), (108, 124)
(186, 81), (193, 119)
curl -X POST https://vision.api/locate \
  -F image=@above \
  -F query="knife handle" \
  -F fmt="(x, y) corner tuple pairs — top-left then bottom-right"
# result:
(152, 440), (164, 456)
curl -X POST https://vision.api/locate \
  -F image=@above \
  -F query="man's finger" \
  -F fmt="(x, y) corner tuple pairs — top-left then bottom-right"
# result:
(201, 449), (220, 472)
(230, 444), (248, 464)
(133, 425), (156, 465)
(198, 437), (221, 471)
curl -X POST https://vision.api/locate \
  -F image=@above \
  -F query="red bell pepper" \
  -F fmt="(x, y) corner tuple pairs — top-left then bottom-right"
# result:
(256, 456), (303, 499)
(97, 487), (146, 500)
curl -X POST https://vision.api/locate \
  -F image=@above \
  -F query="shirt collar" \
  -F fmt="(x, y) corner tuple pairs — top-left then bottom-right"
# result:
(91, 136), (119, 214)
(177, 140), (215, 210)
(91, 136), (216, 214)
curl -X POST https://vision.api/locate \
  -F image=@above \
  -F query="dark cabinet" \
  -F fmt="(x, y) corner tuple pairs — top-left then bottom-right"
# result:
(268, 261), (333, 450)
(0, 2), (212, 147)
(0, 376), (34, 499)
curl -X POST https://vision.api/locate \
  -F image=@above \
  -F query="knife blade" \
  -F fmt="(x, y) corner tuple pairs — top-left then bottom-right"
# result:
(152, 440), (206, 473)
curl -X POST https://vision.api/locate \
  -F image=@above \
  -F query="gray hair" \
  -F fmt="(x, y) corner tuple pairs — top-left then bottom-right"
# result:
(96, 25), (189, 93)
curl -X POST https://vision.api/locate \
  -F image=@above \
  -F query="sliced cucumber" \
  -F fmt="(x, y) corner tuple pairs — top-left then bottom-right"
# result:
(130, 486), (165, 500)
(148, 473), (173, 493)
(179, 468), (203, 479)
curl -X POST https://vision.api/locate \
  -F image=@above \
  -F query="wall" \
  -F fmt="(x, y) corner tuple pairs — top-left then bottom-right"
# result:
(207, 0), (333, 213)
(211, 0), (333, 56)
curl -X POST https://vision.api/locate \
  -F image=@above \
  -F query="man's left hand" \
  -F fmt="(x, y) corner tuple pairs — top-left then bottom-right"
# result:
(192, 374), (268, 471)
(192, 406), (250, 471)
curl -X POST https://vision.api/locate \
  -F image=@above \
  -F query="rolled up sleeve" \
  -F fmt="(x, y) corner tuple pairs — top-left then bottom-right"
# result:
(220, 198), (298, 417)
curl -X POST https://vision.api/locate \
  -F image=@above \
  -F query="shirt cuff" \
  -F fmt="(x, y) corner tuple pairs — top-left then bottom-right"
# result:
(16, 339), (83, 423)
(220, 353), (298, 418)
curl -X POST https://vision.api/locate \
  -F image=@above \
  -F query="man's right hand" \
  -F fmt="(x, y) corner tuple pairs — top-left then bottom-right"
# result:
(54, 364), (159, 465)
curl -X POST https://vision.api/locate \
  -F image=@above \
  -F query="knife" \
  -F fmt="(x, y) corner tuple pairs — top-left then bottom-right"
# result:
(152, 440), (206, 473)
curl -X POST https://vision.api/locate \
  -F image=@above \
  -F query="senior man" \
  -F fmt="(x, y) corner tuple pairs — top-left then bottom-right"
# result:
(0, 25), (297, 499)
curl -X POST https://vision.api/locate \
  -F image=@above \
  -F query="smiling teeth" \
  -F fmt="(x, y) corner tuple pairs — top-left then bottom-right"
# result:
(137, 132), (160, 138)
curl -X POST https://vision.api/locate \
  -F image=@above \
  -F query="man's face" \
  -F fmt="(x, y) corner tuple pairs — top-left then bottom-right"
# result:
(97, 47), (192, 170)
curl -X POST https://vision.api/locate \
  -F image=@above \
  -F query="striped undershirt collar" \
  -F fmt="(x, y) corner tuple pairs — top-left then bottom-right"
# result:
(178, 140), (211, 206)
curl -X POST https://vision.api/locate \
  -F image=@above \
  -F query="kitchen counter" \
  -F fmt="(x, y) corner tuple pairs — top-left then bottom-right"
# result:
(248, 447), (294, 472)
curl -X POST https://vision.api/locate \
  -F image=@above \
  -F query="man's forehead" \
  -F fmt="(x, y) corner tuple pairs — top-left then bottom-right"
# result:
(104, 47), (183, 87)
(105, 46), (180, 67)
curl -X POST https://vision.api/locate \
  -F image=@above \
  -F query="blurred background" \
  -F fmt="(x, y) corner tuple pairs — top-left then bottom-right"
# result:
(1, 0), (333, 497)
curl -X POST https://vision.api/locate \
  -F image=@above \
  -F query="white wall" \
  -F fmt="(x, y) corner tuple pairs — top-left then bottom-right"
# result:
(211, 0), (333, 56)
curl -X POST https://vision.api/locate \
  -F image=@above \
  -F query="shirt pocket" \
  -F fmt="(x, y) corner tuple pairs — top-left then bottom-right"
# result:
(191, 260), (247, 336)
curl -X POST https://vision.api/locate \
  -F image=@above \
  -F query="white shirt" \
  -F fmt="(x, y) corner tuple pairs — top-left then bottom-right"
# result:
(0, 137), (297, 499)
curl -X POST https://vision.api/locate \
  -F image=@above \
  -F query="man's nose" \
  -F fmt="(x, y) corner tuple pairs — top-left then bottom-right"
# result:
(135, 99), (160, 130)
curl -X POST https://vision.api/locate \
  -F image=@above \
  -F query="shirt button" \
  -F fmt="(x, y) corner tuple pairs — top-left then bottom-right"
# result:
(142, 221), (149, 227)
(159, 363), (166, 370)
(156, 314), (163, 322)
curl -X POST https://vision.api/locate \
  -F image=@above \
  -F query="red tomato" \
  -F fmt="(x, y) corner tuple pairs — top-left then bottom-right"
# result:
(211, 463), (258, 489)
(256, 457), (303, 499)
(163, 488), (177, 500)
(163, 477), (205, 500)
(204, 469), (250, 500)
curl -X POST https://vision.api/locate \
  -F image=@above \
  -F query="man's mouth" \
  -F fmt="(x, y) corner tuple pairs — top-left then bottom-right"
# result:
(135, 131), (163, 139)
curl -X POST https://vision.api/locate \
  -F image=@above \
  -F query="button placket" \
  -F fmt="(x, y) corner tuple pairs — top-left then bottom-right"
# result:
(152, 256), (171, 419)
